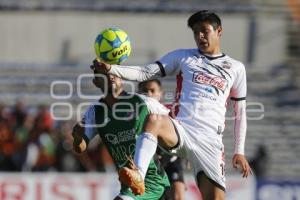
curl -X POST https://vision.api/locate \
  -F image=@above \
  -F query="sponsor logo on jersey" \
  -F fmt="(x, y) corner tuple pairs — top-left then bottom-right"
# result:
(197, 85), (214, 93)
(190, 91), (217, 101)
(105, 134), (118, 145)
(118, 128), (135, 143)
(221, 60), (232, 69)
(192, 71), (228, 92)
(104, 128), (135, 145)
(199, 91), (217, 101)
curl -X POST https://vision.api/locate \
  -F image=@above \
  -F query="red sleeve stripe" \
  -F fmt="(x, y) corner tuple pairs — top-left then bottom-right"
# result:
(173, 71), (183, 117)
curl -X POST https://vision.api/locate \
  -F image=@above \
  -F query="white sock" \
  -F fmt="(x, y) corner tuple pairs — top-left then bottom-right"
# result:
(134, 132), (158, 180)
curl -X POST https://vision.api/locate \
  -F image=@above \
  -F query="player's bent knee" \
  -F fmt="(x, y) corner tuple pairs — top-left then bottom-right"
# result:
(200, 189), (225, 200)
(147, 114), (166, 123)
(146, 114), (168, 129)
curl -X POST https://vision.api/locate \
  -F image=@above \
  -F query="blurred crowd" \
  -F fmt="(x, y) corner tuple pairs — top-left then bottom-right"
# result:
(0, 99), (114, 172)
(0, 99), (268, 177)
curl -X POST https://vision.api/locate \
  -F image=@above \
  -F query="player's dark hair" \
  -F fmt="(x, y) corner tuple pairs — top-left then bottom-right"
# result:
(138, 79), (162, 92)
(187, 10), (222, 30)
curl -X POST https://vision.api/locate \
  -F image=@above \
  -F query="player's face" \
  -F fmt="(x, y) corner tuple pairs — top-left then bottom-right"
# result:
(192, 21), (222, 55)
(93, 70), (122, 96)
(107, 74), (123, 95)
(139, 81), (162, 101)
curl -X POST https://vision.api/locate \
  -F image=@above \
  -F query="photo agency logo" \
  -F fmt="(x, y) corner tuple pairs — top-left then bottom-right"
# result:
(50, 74), (264, 125)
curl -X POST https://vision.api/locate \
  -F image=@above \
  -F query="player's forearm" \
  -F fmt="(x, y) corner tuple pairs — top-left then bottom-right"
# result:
(72, 123), (88, 153)
(233, 100), (247, 155)
(109, 63), (162, 81)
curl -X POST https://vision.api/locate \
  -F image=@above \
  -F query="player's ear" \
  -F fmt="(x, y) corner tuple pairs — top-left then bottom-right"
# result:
(217, 26), (222, 37)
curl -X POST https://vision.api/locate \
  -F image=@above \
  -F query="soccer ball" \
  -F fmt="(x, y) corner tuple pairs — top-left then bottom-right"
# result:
(94, 27), (131, 64)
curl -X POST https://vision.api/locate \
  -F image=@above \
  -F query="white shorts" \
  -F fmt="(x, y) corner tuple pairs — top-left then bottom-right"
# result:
(169, 118), (226, 190)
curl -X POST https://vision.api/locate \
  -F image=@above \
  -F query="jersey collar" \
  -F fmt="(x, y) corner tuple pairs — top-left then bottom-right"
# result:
(98, 91), (129, 103)
(198, 49), (226, 60)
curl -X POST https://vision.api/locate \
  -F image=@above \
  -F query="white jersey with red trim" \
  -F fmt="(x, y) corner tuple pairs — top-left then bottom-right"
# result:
(158, 49), (247, 140)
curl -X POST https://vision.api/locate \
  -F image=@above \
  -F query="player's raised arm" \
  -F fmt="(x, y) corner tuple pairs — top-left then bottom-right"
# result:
(91, 49), (183, 81)
(91, 59), (162, 81)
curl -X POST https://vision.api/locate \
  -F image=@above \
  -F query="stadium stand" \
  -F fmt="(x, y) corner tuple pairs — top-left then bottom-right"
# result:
(0, 0), (287, 13)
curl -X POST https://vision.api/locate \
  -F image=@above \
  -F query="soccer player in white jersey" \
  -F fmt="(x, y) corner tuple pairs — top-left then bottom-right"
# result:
(91, 10), (252, 200)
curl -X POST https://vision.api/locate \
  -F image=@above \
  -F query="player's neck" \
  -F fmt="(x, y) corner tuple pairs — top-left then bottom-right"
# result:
(200, 46), (221, 57)
(103, 89), (124, 107)
(203, 50), (222, 57)
(204, 52), (222, 57)
(103, 96), (117, 107)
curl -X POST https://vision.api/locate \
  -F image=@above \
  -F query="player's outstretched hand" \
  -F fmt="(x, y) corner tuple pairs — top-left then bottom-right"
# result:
(232, 154), (253, 178)
(91, 58), (111, 74)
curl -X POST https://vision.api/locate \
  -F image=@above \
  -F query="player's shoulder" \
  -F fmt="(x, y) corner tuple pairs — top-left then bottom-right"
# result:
(82, 102), (97, 120)
(167, 48), (199, 57)
(86, 101), (106, 114)
(222, 54), (246, 71)
(86, 102), (97, 110)
(88, 100), (111, 111)
(173, 48), (198, 54)
(126, 92), (146, 100)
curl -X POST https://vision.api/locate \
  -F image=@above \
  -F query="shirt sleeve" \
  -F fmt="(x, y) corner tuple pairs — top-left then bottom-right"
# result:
(109, 63), (162, 81)
(109, 49), (183, 81)
(230, 62), (247, 155)
(233, 100), (247, 155)
(82, 105), (98, 142)
(157, 49), (183, 76)
(230, 63), (247, 100)
(137, 94), (170, 115)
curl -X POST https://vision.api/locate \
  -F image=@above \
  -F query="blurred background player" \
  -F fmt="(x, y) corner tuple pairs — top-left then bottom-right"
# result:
(138, 79), (186, 200)
(72, 67), (170, 200)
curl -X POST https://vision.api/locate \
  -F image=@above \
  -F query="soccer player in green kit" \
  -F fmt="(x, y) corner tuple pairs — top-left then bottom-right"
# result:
(72, 67), (170, 200)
